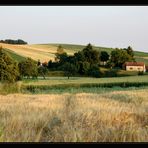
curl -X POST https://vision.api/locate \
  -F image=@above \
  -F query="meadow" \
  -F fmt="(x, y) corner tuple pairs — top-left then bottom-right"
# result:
(21, 75), (148, 93)
(0, 75), (148, 95)
(0, 88), (148, 142)
(23, 75), (148, 86)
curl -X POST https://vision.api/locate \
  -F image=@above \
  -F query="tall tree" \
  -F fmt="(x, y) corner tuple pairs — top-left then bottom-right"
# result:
(62, 62), (77, 79)
(100, 51), (109, 65)
(0, 47), (20, 82)
(82, 43), (100, 65)
(18, 58), (38, 79)
(127, 46), (134, 58)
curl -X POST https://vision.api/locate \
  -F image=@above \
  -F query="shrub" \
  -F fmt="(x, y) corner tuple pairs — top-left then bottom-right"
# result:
(104, 69), (118, 77)
(87, 65), (101, 78)
(138, 71), (144, 75)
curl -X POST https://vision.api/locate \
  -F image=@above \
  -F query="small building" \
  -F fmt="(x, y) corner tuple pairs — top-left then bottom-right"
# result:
(123, 62), (146, 72)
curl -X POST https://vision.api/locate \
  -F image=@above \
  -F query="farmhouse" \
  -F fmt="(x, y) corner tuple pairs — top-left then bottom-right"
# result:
(123, 62), (146, 72)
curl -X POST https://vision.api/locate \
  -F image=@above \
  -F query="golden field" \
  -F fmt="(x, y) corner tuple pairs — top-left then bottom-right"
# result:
(0, 88), (148, 142)
(0, 43), (75, 62)
(0, 43), (56, 62)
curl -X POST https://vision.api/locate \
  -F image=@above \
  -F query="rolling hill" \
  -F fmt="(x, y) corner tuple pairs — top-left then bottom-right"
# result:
(0, 43), (148, 65)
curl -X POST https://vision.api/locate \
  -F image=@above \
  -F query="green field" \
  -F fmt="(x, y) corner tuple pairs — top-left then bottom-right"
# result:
(135, 57), (148, 65)
(20, 75), (148, 94)
(0, 75), (148, 95)
(3, 48), (26, 62)
(23, 75), (148, 86)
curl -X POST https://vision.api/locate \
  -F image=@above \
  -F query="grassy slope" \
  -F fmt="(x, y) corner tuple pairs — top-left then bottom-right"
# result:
(38, 43), (114, 53)
(1, 42), (148, 65)
(3, 48), (26, 62)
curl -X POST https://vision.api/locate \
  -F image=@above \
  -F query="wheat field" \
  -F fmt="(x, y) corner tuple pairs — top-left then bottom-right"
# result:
(0, 88), (148, 142)
(0, 43), (75, 62)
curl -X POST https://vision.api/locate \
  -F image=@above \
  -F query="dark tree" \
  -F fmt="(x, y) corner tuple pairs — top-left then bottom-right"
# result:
(0, 39), (27, 44)
(77, 61), (90, 75)
(82, 43), (100, 65)
(100, 51), (109, 65)
(47, 60), (53, 69)
(0, 47), (20, 82)
(74, 51), (86, 63)
(127, 46), (134, 59)
(87, 64), (101, 78)
(37, 59), (41, 66)
(62, 62), (77, 79)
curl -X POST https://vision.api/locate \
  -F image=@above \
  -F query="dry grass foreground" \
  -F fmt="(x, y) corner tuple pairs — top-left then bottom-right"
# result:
(0, 89), (148, 142)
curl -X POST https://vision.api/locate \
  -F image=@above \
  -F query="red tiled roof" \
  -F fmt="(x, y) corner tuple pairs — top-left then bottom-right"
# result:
(124, 62), (145, 66)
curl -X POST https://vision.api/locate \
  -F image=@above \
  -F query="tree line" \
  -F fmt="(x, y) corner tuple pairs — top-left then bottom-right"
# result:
(0, 39), (28, 45)
(0, 43), (135, 82)
(46, 44), (135, 78)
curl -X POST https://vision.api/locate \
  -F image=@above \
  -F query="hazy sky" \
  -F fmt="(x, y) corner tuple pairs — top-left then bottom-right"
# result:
(0, 6), (148, 52)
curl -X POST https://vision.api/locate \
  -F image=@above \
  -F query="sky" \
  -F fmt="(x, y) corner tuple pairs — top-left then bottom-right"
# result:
(0, 6), (148, 52)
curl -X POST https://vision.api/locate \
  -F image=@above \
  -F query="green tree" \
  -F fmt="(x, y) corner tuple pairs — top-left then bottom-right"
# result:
(126, 46), (135, 61)
(55, 52), (68, 64)
(77, 61), (90, 75)
(100, 51), (109, 65)
(0, 39), (27, 44)
(0, 47), (20, 82)
(38, 66), (48, 79)
(74, 51), (86, 63)
(87, 64), (101, 78)
(109, 48), (133, 68)
(82, 43), (100, 65)
(62, 62), (77, 79)
(18, 58), (38, 79)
